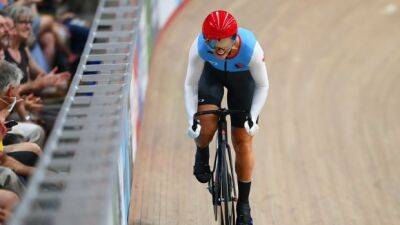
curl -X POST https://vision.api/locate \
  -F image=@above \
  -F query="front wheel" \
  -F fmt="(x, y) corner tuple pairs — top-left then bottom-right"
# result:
(220, 172), (235, 225)
(218, 145), (235, 225)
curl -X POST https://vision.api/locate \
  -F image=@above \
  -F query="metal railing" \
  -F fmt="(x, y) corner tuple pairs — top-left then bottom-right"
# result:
(9, 0), (141, 224)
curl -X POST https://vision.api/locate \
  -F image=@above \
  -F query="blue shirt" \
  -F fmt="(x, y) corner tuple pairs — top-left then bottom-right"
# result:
(197, 27), (257, 72)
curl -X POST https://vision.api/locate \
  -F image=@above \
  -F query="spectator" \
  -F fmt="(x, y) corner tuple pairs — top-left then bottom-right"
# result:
(0, 52), (43, 225)
(15, 0), (78, 72)
(59, 12), (89, 73)
(0, 59), (45, 147)
(0, 60), (41, 163)
(0, 1), (90, 223)
(4, 5), (70, 95)
(2, 6), (70, 140)
(39, 28), (69, 72)
(0, 149), (36, 180)
(0, 166), (25, 197)
(0, 14), (12, 60)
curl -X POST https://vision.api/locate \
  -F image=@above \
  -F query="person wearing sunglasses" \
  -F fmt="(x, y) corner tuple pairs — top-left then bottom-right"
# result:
(184, 10), (269, 225)
(4, 5), (70, 93)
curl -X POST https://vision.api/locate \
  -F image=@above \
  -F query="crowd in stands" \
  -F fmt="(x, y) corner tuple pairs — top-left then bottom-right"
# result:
(0, 0), (90, 223)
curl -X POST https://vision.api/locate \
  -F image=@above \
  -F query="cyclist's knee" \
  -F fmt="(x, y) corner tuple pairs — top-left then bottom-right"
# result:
(197, 105), (219, 146)
(197, 124), (217, 147)
(201, 120), (217, 134)
(233, 141), (252, 153)
(231, 128), (253, 151)
(198, 105), (219, 128)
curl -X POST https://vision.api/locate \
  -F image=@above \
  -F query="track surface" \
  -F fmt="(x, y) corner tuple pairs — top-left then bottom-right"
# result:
(130, 0), (400, 224)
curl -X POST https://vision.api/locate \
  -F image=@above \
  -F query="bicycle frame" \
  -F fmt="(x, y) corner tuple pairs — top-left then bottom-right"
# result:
(194, 108), (249, 225)
(216, 112), (237, 224)
(217, 109), (238, 198)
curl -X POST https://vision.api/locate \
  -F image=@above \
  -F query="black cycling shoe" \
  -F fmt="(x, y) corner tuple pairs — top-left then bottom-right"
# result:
(236, 203), (253, 225)
(193, 147), (211, 183)
(193, 162), (212, 183)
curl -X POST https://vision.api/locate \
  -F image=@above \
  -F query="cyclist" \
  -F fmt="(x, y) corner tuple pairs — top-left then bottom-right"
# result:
(184, 10), (269, 225)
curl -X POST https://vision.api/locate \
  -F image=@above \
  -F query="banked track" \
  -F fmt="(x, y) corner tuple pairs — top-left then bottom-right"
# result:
(130, 0), (400, 224)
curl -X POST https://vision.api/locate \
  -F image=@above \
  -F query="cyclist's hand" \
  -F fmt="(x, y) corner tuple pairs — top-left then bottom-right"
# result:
(244, 119), (259, 136)
(187, 120), (201, 139)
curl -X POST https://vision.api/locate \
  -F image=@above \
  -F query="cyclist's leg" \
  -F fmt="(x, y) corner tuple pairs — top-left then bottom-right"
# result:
(196, 104), (219, 148)
(197, 62), (224, 147)
(231, 119), (255, 208)
(231, 128), (254, 182)
(227, 70), (256, 224)
(193, 62), (224, 183)
(226, 70), (256, 182)
(231, 128), (254, 224)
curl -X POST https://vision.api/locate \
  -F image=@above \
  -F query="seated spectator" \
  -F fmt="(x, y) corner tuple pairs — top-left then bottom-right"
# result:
(39, 28), (69, 72)
(0, 130), (35, 225)
(0, 1), (90, 223)
(58, 12), (89, 73)
(0, 14), (12, 60)
(0, 166), (25, 197)
(0, 0), (91, 221)
(0, 113), (37, 186)
(1, 6), (70, 139)
(2, 1), (88, 74)
(0, 148), (36, 180)
(0, 59), (45, 147)
(15, 0), (77, 72)
(0, 45), (45, 225)
(4, 5), (70, 95)
(0, 61), (41, 162)
(0, 60), (42, 225)
(4, 142), (40, 167)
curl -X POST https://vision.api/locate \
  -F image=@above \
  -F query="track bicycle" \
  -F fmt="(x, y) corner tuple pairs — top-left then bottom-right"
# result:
(193, 108), (252, 225)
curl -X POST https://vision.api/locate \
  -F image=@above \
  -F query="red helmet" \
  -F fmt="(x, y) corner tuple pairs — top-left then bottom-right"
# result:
(202, 10), (238, 40)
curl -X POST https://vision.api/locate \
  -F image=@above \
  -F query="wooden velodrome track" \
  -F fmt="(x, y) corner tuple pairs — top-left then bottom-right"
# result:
(129, 0), (400, 224)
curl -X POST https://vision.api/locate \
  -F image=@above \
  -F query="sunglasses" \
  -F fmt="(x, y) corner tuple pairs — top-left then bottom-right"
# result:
(204, 34), (237, 50)
(16, 19), (33, 25)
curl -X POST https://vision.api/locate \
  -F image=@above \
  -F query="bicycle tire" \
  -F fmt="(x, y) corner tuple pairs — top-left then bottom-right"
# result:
(226, 144), (237, 223)
(215, 145), (224, 225)
(219, 144), (235, 225)
(226, 160), (236, 223)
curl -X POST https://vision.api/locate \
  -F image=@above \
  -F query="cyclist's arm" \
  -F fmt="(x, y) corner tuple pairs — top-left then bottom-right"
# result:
(184, 38), (205, 124)
(248, 42), (269, 121)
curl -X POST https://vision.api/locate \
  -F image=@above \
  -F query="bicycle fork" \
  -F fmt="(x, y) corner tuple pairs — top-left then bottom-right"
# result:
(211, 116), (238, 203)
